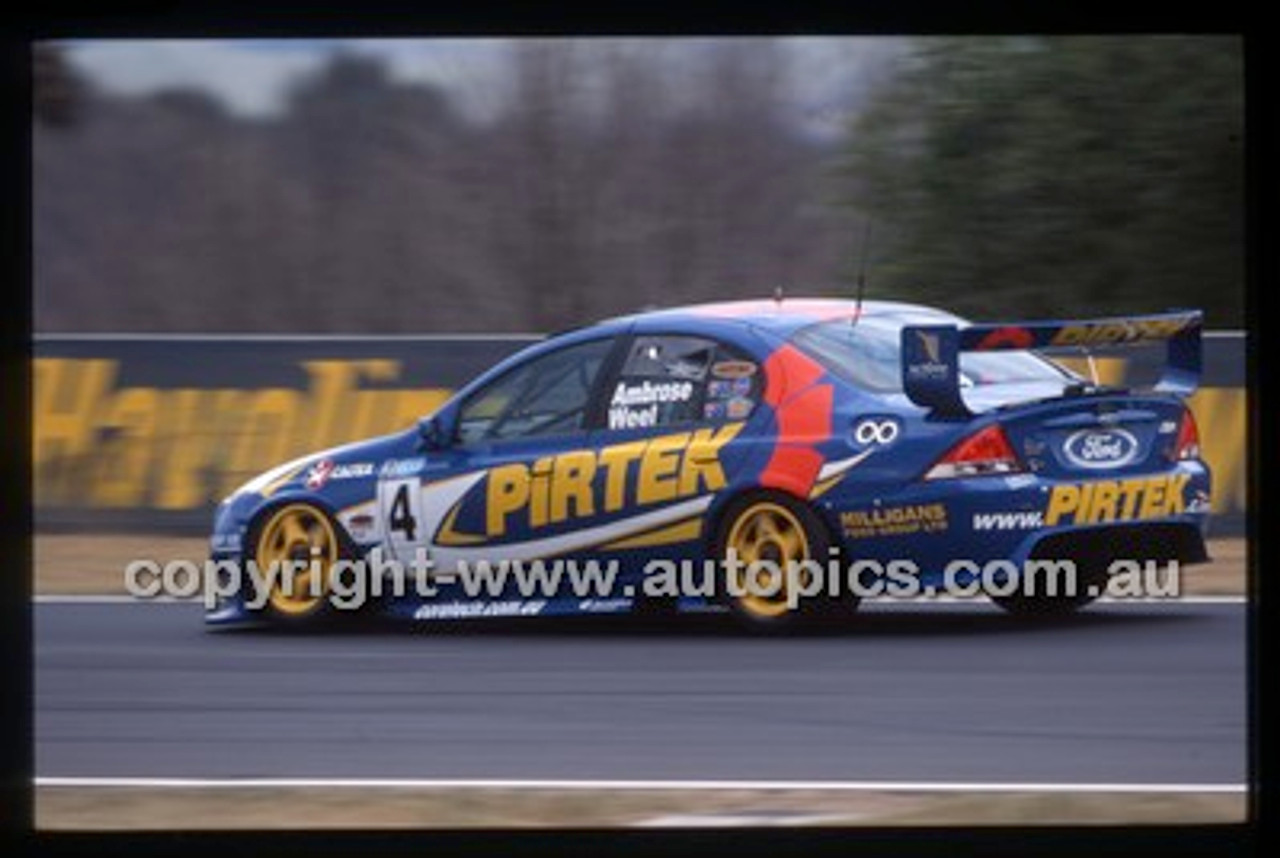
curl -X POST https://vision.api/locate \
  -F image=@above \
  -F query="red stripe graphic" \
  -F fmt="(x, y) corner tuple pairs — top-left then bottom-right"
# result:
(759, 345), (833, 497)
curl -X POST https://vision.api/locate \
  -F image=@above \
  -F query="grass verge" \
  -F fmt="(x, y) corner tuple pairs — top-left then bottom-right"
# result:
(35, 786), (1245, 829)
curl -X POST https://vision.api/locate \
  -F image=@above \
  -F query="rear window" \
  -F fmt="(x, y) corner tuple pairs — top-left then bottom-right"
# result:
(791, 319), (1076, 393)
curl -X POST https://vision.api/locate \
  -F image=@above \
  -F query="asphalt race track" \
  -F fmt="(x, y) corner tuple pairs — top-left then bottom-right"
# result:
(35, 600), (1245, 785)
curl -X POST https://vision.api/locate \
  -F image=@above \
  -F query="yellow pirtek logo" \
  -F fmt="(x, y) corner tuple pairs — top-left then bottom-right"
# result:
(482, 423), (744, 538)
(1044, 474), (1190, 526)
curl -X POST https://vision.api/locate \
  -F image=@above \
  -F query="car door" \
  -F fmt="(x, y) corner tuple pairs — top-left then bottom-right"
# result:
(377, 335), (619, 569)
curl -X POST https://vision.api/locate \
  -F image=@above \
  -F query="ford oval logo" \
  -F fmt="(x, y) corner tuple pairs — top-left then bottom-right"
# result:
(1062, 428), (1141, 470)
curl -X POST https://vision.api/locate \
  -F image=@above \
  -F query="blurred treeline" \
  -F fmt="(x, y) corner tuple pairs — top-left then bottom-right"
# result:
(33, 36), (1244, 333)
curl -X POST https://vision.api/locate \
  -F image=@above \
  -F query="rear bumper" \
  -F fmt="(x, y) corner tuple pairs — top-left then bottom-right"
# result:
(1027, 520), (1209, 567)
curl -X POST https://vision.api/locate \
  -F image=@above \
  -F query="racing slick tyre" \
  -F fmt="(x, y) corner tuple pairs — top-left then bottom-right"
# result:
(988, 578), (1103, 616)
(247, 502), (355, 626)
(713, 491), (857, 634)
(988, 542), (1112, 617)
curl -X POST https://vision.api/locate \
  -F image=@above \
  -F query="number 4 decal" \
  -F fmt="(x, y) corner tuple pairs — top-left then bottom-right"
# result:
(380, 478), (423, 559)
(389, 483), (418, 540)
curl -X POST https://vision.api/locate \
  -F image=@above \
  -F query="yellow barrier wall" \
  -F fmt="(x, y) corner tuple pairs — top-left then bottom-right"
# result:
(33, 340), (1247, 530)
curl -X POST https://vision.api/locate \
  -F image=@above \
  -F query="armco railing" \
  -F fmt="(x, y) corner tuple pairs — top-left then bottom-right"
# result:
(33, 332), (1245, 535)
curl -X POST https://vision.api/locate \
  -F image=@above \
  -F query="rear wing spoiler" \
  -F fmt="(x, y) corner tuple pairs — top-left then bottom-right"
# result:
(900, 310), (1202, 418)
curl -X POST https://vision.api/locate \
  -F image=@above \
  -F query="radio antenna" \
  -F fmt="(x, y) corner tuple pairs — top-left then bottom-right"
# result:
(851, 217), (872, 327)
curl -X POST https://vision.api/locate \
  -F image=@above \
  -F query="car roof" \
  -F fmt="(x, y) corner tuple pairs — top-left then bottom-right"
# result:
(601, 297), (960, 337)
(451, 297), (967, 409)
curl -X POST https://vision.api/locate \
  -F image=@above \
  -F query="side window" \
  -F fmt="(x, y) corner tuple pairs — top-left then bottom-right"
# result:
(606, 335), (761, 430)
(456, 338), (613, 444)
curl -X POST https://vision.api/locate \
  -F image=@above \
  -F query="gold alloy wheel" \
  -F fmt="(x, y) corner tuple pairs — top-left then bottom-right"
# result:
(254, 503), (339, 617)
(724, 501), (813, 620)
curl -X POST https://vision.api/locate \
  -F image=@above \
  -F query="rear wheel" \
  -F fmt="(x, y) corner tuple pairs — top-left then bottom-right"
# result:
(713, 492), (856, 633)
(989, 549), (1110, 616)
(989, 583), (1102, 616)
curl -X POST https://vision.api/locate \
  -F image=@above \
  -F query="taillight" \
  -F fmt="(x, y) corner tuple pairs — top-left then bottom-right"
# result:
(923, 424), (1022, 480)
(1174, 407), (1200, 461)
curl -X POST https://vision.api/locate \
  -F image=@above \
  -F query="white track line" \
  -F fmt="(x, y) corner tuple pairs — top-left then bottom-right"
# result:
(34, 777), (1246, 793)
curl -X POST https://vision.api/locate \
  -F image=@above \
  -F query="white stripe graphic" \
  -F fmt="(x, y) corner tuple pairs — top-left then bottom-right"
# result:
(428, 494), (715, 567)
(816, 450), (874, 483)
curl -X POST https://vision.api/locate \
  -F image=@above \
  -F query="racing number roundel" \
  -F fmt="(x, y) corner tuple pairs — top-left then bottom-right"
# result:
(379, 478), (423, 560)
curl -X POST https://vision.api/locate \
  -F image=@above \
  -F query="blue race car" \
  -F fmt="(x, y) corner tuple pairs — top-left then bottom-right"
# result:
(206, 298), (1210, 632)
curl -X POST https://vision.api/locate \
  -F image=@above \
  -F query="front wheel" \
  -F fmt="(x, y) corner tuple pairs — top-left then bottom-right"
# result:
(713, 492), (857, 633)
(249, 502), (347, 625)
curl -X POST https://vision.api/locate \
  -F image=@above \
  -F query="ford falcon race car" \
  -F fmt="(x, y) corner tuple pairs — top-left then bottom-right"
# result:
(206, 298), (1210, 632)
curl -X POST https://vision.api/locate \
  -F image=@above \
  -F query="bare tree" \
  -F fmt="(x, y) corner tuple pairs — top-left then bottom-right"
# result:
(34, 40), (871, 334)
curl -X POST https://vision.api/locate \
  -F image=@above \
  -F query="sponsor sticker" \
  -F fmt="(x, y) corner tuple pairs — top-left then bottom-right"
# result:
(480, 422), (743, 537)
(708, 378), (752, 399)
(703, 401), (727, 420)
(841, 502), (949, 538)
(710, 360), (757, 379)
(1043, 473), (1191, 526)
(347, 513), (376, 541)
(1004, 473), (1038, 489)
(905, 330), (948, 381)
(306, 459), (374, 489)
(332, 463), (374, 480)
(578, 597), (633, 614)
(381, 457), (427, 478)
(725, 397), (754, 420)
(1048, 317), (1192, 347)
(413, 599), (546, 620)
(305, 459), (335, 489)
(665, 359), (709, 381)
(1060, 428), (1140, 470)
(974, 326), (1034, 350)
(853, 418), (900, 446)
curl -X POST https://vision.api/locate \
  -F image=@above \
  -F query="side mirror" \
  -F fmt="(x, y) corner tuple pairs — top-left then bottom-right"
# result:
(417, 415), (448, 450)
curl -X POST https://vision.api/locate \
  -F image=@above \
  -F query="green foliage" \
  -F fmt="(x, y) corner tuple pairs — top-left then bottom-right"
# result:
(846, 36), (1244, 326)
